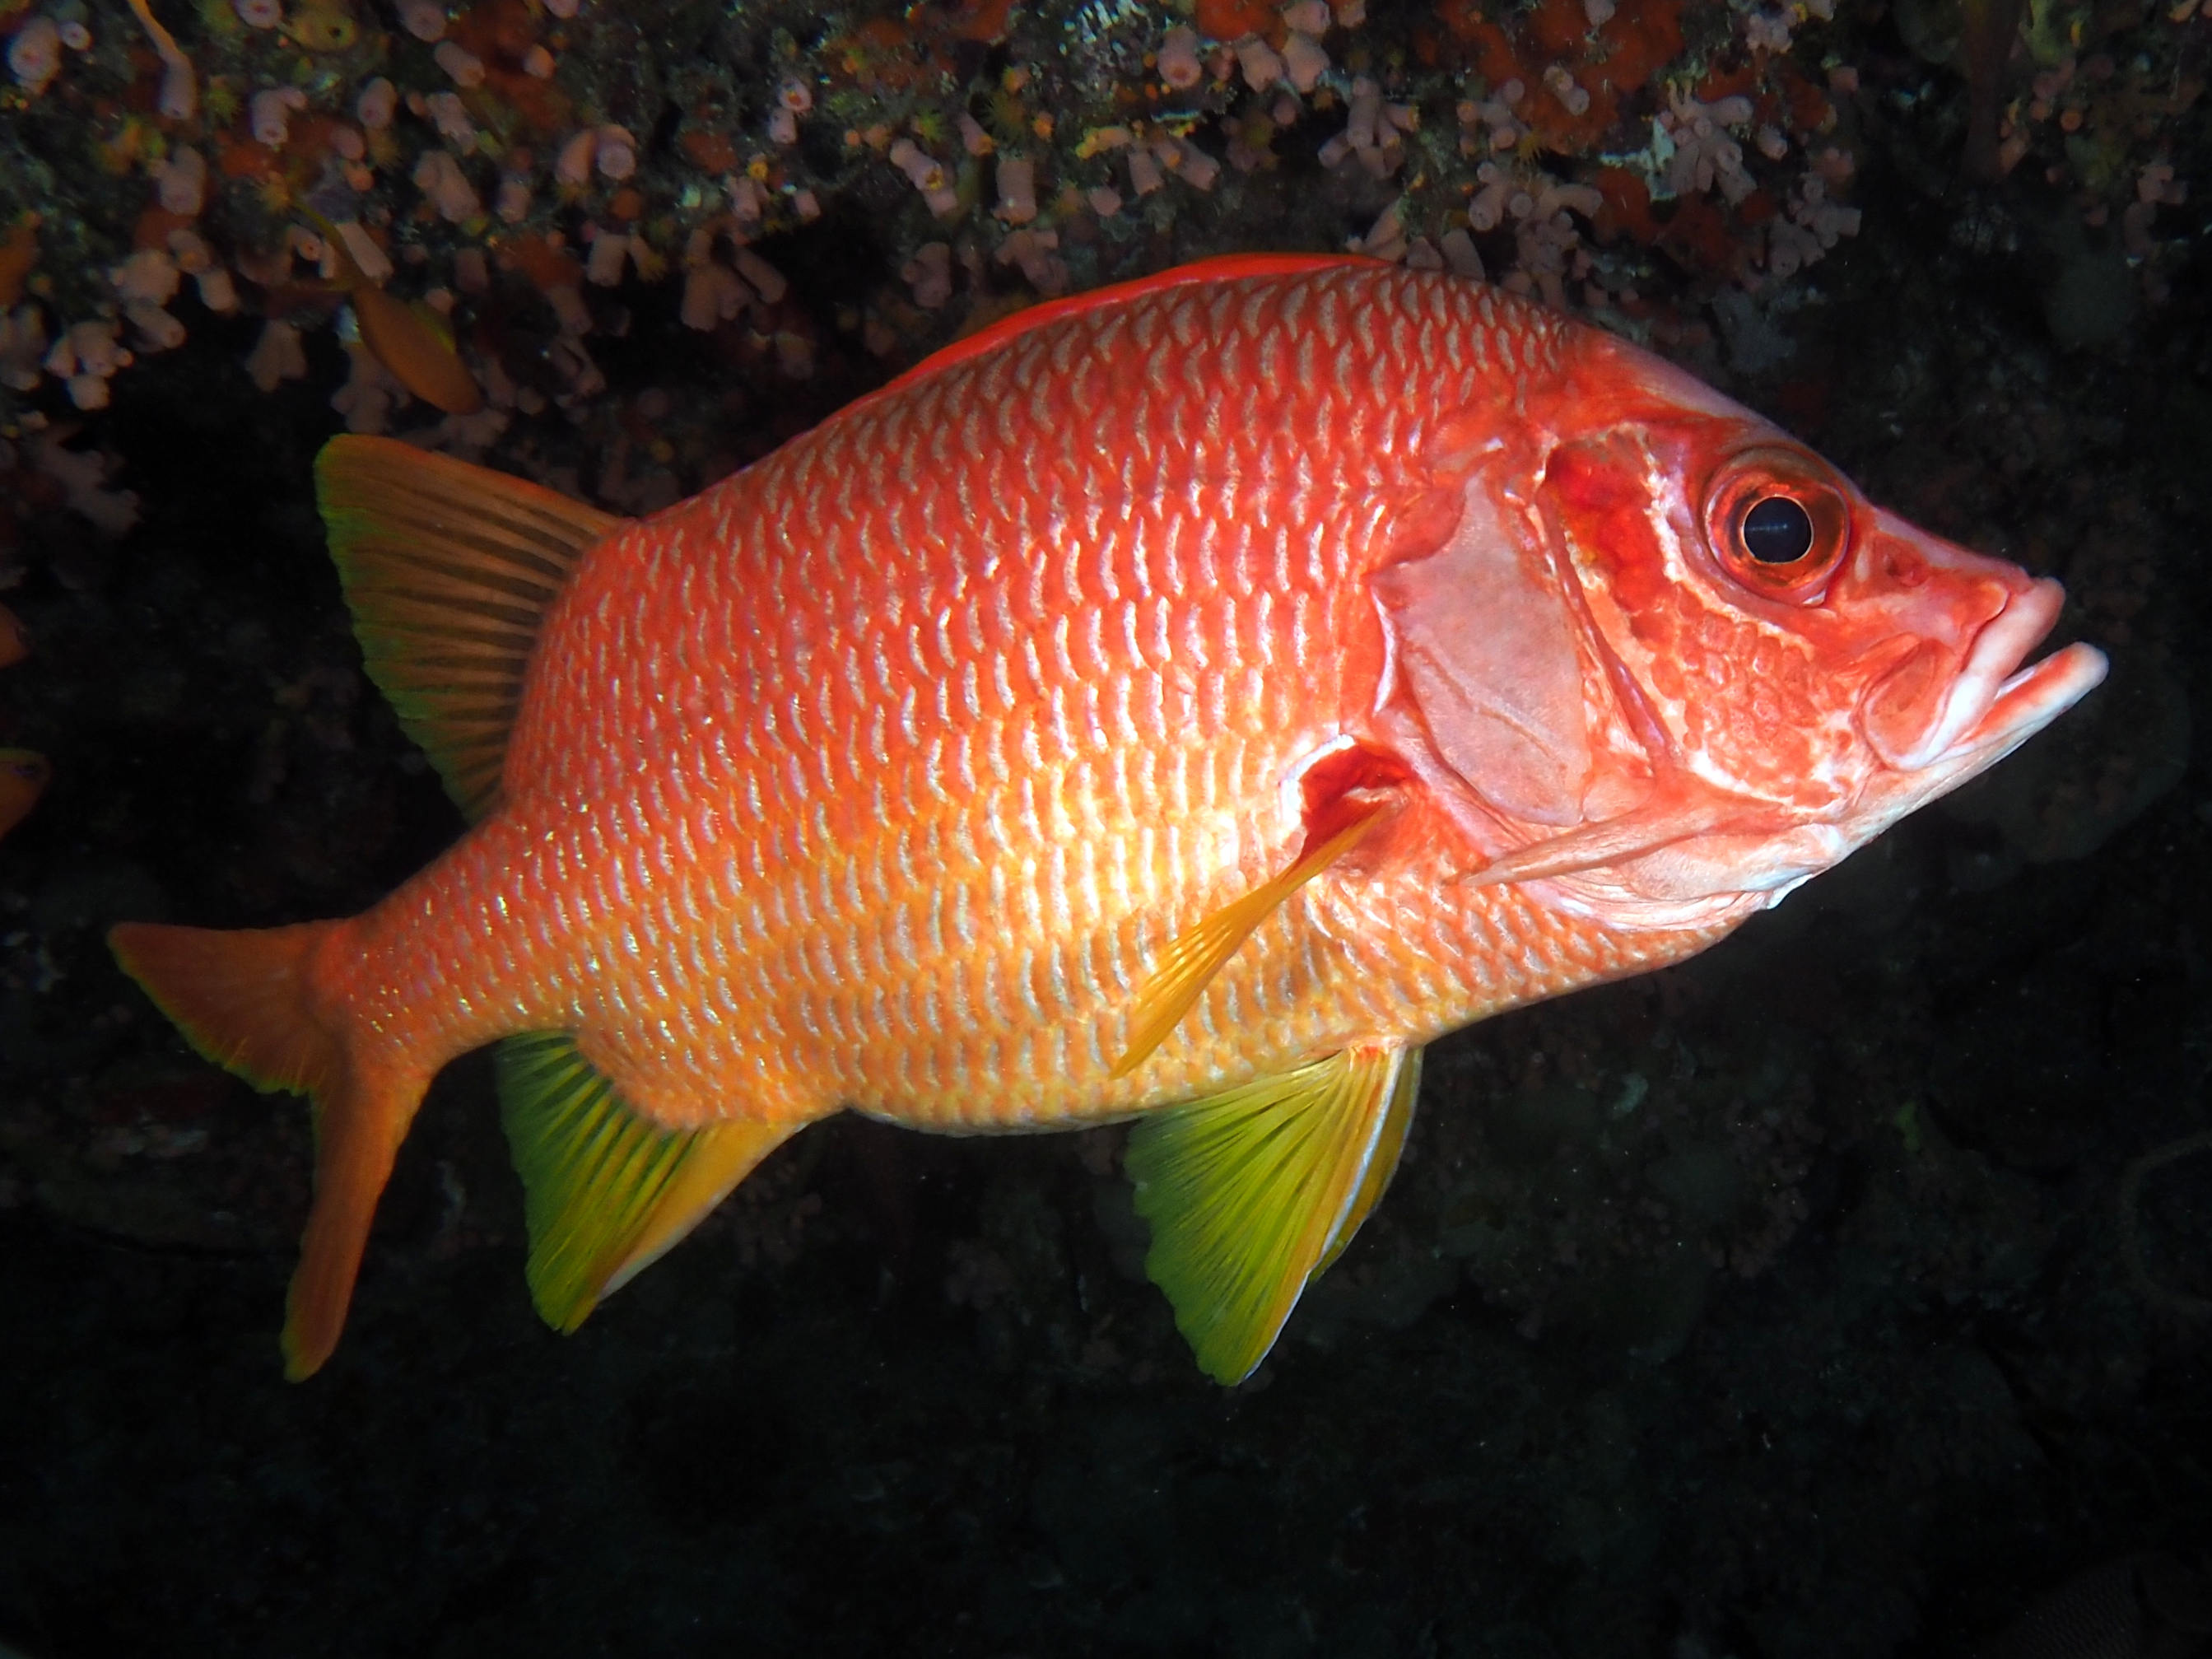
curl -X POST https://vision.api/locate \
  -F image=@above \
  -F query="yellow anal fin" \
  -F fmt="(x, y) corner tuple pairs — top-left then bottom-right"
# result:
(314, 436), (624, 822)
(1125, 1042), (1424, 1385)
(496, 1032), (799, 1334)
(1111, 797), (1390, 1079)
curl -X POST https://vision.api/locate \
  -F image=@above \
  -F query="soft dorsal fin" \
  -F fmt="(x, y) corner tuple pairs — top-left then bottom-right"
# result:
(1111, 795), (1393, 1078)
(496, 1032), (801, 1333)
(1127, 1043), (1423, 1384)
(876, 253), (1384, 400)
(314, 436), (624, 821)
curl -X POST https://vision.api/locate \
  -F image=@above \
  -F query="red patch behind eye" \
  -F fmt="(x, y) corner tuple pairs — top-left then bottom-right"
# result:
(1546, 438), (1673, 617)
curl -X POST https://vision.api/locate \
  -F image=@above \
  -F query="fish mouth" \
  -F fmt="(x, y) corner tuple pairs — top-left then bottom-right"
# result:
(1935, 635), (2108, 768)
(1875, 578), (2107, 776)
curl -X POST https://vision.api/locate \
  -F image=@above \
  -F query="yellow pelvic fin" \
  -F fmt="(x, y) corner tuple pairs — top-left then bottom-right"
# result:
(314, 436), (623, 821)
(1111, 798), (1391, 1079)
(496, 1032), (801, 1334)
(1315, 1046), (1421, 1277)
(1125, 1042), (1424, 1385)
(404, 296), (458, 355)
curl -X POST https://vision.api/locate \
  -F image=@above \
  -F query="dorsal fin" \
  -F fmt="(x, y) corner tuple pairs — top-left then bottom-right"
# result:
(875, 253), (1384, 400)
(496, 1032), (803, 1332)
(314, 436), (624, 820)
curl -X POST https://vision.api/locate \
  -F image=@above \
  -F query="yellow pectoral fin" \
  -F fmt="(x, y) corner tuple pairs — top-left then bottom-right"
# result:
(404, 296), (458, 354)
(1125, 1042), (1423, 1385)
(353, 284), (484, 413)
(496, 1032), (800, 1333)
(1111, 797), (1390, 1079)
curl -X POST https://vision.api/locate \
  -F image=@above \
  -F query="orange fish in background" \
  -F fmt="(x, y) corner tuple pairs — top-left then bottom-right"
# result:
(302, 209), (485, 416)
(108, 256), (2107, 1382)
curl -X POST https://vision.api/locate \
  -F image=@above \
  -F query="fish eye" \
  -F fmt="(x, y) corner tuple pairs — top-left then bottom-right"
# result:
(1742, 496), (1814, 563)
(292, 7), (357, 48)
(1702, 446), (1851, 603)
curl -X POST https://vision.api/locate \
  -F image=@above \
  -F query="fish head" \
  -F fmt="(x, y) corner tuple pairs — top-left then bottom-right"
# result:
(1370, 330), (2106, 926)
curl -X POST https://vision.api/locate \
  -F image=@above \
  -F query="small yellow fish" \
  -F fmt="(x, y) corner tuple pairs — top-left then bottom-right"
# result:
(305, 210), (483, 415)
(286, 0), (359, 52)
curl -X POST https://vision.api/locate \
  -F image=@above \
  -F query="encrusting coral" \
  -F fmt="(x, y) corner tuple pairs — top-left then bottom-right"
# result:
(0, 0), (2196, 520)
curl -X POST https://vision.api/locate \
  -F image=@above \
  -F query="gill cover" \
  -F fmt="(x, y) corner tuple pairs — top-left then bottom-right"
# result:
(1371, 465), (1592, 829)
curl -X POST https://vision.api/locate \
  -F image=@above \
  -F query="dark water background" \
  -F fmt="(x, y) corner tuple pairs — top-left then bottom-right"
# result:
(2, 4), (2210, 1657)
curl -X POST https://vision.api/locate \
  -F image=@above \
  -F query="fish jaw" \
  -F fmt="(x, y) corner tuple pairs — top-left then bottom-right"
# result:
(1844, 506), (2065, 771)
(1847, 634), (2107, 839)
(1841, 503), (2109, 828)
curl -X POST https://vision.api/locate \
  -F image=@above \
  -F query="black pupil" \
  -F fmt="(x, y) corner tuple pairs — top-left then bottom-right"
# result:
(1741, 496), (1815, 564)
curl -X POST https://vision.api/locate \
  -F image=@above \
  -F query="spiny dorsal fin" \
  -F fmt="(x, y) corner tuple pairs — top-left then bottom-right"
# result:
(1111, 796), (1392, 1079)
(873, 253), (1382, 401)
(314, 436), (623, 821)
(496, 1032), (799, 1332)
(1126, 1042), (1423, 1385)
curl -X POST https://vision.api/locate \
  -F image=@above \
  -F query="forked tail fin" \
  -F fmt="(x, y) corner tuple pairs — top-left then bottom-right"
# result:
(109, 919), (424, 1380)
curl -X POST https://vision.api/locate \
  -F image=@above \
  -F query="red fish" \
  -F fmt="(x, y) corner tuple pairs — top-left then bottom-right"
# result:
(109, 255), (2105, 1381)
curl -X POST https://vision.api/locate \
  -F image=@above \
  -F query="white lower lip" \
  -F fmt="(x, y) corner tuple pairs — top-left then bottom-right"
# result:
(1891, 578), (2065, 771)
(1842, 636), (2105, 858)
(1940, 639), (2109, 762)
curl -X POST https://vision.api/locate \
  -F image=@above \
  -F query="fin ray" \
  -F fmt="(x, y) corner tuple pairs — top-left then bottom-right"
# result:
(1316, 1046), (1422, 1275)
(1126, 1042), (1423, 1384)
(1112, 798), (1391, 1078)
(496, 1032), (800, 1333)
(315, 436), (625, 821)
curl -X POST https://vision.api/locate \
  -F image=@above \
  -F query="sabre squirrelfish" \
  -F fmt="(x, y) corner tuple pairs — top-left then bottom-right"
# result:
(109, 255), (2106, 1382)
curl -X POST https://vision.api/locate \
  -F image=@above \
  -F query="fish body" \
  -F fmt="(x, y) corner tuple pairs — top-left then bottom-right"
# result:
(110, 257), (2104, 1380)
(305, 208), (483, 415)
